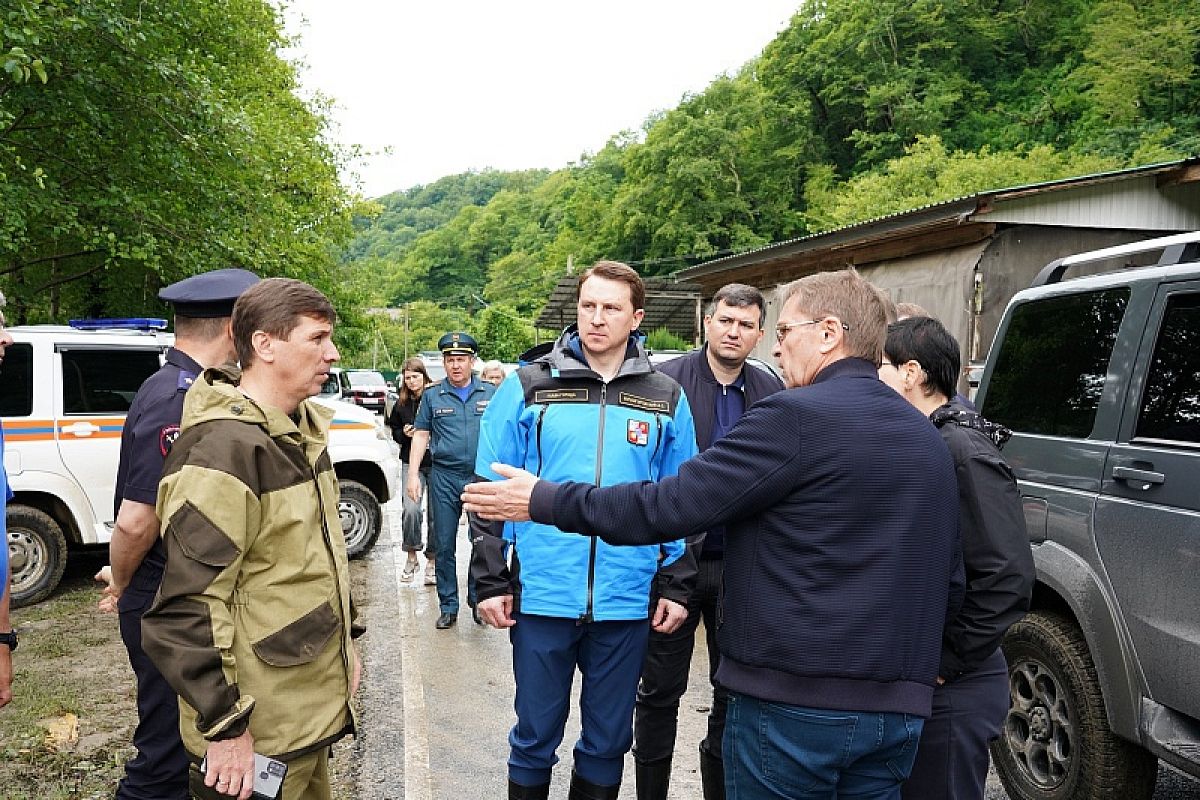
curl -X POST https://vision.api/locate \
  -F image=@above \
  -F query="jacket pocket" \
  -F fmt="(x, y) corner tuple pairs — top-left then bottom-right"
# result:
(164, 502), (241, 596)
(170, 502), (240, 567)
(251, 601), (341, 667)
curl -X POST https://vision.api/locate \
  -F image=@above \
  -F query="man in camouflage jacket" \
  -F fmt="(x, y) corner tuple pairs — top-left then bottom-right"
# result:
(143, 278), (360, 800)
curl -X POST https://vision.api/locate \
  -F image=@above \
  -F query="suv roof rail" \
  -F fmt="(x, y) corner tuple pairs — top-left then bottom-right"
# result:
(1031, 231), (1200, 287)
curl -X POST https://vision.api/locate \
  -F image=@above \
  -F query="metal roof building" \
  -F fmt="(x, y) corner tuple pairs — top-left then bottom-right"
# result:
(674, 158), (1200, 377)
(535, 275), (704, 342)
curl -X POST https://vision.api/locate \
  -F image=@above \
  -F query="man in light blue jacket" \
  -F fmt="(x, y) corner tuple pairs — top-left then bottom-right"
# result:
(471, 261), (698, 800)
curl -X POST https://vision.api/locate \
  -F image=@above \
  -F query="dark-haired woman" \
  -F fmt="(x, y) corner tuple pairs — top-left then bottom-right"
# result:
(388, 358), (436, 583)
(879, 316), (1035, 800)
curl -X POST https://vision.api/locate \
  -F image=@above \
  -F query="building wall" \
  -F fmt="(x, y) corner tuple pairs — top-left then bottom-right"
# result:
(746, 225), (1180, 391)
(973, 226), (1175, 362)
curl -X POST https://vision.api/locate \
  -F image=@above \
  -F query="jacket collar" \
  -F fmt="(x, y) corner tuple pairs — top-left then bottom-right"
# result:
(436, 376), (485, 396)
(809, 356), (879, 386)
(693, 344), (746, 389)
(185, 365), (333, 456)
(532, 324), (654, 380)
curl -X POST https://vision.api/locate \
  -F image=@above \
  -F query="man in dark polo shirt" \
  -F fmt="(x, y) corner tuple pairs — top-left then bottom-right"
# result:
(637, 284), (783, 800)
(96, 268), (258, 800)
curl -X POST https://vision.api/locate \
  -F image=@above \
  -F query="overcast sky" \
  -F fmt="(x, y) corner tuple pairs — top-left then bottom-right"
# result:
(281, 1), (800, 199)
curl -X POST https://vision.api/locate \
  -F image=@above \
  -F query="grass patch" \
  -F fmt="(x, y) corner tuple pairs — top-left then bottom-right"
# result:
(2, 566), (130, 797)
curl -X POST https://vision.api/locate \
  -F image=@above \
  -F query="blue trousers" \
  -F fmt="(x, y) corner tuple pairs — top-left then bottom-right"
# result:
(509, 613), (650, 788)
(724, 693), (923, 800)
(900, 649), (1009, 800)
(428, 466), (477, 615)
(118, 562), (190, 800)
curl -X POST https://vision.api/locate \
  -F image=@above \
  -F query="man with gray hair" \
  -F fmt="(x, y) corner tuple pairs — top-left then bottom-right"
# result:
(465, 268), (963, 799)
(635, 283), (783, 800)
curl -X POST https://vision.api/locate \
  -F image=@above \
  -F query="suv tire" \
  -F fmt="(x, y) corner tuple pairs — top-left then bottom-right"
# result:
(6, 505), (69, 608)
(339, 480), (381, 559)
(991, 611), (1158, 800)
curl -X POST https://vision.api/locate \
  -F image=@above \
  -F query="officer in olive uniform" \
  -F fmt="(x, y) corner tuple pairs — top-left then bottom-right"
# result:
(100, 268), (259, 800)
(406, 332), (496, 629)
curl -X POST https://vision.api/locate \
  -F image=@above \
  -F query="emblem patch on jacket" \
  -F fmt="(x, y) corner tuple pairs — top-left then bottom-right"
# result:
(434, 407), (456, 417)
(474, 400), (490, 414)
(159, 424), (181, 456)
(627, 419), (649, 446)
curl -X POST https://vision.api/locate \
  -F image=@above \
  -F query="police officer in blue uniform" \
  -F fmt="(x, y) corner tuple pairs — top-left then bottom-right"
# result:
(97, 268), (259, 800)
(406, 331), (496, 629)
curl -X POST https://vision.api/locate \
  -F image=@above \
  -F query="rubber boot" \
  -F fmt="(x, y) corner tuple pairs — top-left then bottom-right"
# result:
(569, 769), (621, 800)
(699, 741), (726, 800)
(508, 778), (550, 800)
(634, 756), (671, 800)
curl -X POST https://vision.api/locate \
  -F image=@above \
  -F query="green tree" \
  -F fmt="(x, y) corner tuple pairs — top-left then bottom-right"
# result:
(803, 136), (1120, 232)
(0, 0), (361, 322)
(476, 303), (534, 361)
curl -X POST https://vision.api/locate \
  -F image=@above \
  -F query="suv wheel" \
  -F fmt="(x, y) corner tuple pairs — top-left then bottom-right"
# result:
(991, 611), (1158, 800)
(339, 480), (381, 559)
(6, 505), (68, 608)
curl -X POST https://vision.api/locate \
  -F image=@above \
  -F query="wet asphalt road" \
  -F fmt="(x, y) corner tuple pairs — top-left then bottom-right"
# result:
(352, 499), (1200, 799)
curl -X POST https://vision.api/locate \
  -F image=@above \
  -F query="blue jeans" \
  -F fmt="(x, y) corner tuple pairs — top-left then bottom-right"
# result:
(724, 693), (923, 799)
(400, 463), (434, 557)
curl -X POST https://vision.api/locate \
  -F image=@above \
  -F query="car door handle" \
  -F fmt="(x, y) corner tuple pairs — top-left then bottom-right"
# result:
(1112, 466), (1165, 488)
(62, 421), (99, 437)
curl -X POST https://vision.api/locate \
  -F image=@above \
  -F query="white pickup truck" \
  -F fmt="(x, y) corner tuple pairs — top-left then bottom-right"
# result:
(0, 322), (399, 607)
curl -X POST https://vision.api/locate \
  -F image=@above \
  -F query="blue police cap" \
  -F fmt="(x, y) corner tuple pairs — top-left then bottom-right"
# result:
(158, 268), (261, 318)
(438, 331), (478, 356)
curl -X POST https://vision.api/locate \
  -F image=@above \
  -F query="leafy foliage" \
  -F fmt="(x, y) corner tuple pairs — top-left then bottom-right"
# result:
(0, 0), (361, 329)
(6, 0), (1194, 371)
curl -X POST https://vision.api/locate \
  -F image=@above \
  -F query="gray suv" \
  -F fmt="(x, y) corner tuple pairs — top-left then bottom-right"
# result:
(976, 232), (1200, 800)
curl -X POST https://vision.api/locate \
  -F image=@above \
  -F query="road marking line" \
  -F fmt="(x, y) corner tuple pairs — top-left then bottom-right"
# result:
(391, 508), (433, 800)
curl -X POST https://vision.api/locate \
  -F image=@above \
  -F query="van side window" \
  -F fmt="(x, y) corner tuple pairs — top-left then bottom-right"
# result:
(1135, 292), (1200, 445)
(984, 288), (1129, 438)
(0, 343), (34, 417)
(61, 349), (161, 414)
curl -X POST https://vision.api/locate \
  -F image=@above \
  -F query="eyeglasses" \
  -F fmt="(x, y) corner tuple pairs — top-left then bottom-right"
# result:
(775, 318), (850, 343)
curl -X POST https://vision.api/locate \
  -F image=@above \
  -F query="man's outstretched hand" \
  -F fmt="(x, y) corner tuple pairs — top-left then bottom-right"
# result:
(462, 464), (538, 522)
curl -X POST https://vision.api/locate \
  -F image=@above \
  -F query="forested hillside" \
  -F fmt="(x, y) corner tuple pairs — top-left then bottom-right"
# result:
(349, 0), (1200, 355)
(3, 0), (1197, 364)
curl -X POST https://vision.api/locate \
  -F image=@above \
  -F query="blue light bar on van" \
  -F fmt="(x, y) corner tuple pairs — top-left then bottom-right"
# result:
(68, 318), (169, 331)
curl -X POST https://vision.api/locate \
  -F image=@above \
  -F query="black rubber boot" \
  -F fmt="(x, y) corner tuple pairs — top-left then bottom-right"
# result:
(634, 756), (671, 800)
(568, 769), (621, 799)
(508, 778), (551, 800)
(698, 742), (726, 800)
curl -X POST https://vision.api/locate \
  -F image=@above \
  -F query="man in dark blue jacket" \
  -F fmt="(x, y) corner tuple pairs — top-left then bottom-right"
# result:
(466, 268), (963, 800)
(637, 284), (783, 800)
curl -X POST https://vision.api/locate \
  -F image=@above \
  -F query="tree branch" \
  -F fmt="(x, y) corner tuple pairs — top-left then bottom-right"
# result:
(27, 262), (107, 294)
(0, 250), (102, 278)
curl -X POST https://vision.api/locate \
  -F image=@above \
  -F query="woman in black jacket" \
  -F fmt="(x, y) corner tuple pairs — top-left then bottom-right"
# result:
(879, 316), (1035, 800)
(388, 357), (435, 583)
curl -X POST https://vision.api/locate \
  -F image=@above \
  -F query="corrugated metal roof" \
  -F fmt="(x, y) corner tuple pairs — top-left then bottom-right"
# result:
(678, 158), (1198, 280)
(534, 274), (703, 339)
